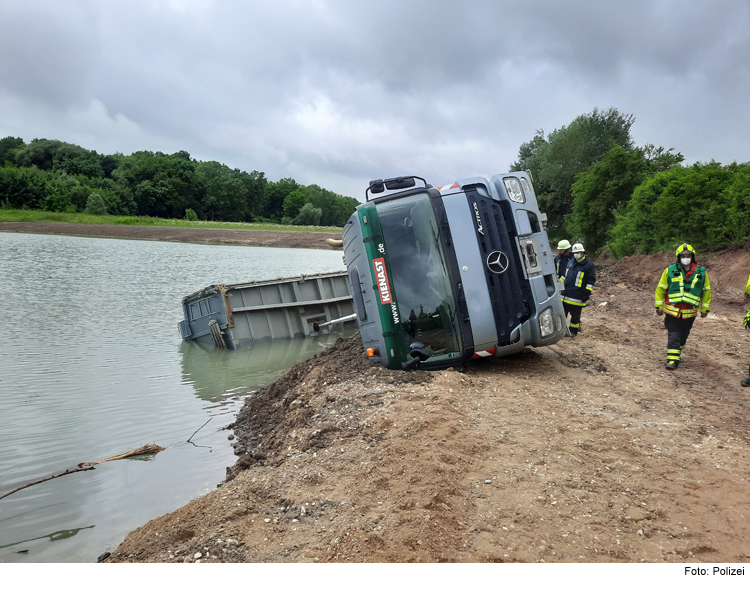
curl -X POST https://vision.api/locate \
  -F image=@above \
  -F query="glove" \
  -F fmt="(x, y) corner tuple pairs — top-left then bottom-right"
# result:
(656, 308), (663, 316)
(744, 310), (750, 329)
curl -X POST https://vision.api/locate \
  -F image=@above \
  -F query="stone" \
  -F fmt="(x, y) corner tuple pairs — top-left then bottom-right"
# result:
(627, 508), (648, 521)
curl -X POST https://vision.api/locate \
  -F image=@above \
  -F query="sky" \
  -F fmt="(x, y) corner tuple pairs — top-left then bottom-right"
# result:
(1, 0), (749, 201)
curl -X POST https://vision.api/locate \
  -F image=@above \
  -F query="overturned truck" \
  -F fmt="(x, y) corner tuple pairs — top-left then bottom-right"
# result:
(342, 172), (566, 370)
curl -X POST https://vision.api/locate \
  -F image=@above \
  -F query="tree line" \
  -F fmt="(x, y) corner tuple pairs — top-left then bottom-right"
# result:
(0, 137), (361, 227)
(5, 116), (748, 253)
(510, 107), (750, 258)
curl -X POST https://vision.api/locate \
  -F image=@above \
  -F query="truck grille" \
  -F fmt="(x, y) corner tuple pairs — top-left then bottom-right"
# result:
(465, 189), (533, 344)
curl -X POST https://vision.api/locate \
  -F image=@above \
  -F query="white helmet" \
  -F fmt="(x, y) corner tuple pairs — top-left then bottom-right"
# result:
(557, 239), (571, 250)
(571, 243), (585, 253)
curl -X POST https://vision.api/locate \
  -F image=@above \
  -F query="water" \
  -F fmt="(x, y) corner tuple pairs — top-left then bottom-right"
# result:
(0, 232), (348, 562)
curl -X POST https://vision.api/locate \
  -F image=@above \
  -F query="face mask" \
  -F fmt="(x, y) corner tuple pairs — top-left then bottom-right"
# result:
(680, 257), (692, 267)
(573, 253), (583, 260)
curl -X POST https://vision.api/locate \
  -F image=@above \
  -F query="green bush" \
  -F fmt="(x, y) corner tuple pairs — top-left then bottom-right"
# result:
(185, 208), (198, 221)
(567, 144), (649, 253)
(84, 192), (108, 216)
(252, 215), (279, 224)
(608, 162), (745, 257)
(292, 202), (323, 226)
(726, 166), (750, 243)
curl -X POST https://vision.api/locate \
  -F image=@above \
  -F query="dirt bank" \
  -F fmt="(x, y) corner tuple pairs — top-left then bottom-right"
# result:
(108, 247), (750, 563)
(0, 221), (343, 250)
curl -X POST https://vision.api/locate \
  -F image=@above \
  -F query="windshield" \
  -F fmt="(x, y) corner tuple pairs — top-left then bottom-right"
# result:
(376, 193), (462, 364)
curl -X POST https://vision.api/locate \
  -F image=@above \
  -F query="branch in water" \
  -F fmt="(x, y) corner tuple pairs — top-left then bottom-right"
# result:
(0, 443), (164, 501)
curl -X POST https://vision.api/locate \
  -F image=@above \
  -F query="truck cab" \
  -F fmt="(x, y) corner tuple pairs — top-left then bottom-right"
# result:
(342, 172), (566, 370)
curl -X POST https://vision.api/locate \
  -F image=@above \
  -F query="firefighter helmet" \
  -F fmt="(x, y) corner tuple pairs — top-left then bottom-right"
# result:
(675, 243), (696, 258)
(557, 239), (571, 250)
(571, 243), (585, 254)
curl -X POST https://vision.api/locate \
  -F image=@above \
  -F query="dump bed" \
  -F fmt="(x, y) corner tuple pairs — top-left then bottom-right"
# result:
(178, 271), (356, 349)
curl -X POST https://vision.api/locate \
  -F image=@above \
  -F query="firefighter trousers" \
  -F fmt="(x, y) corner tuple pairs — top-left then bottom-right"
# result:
(563, 302), (584, 335)
(664, 314), (695, 365)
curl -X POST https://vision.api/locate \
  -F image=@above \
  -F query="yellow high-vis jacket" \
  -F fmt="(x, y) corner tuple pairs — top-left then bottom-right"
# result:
(655, 263), (711, 318)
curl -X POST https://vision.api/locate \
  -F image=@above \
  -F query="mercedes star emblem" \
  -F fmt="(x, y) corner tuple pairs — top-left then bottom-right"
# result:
(486, 250), (510, 275)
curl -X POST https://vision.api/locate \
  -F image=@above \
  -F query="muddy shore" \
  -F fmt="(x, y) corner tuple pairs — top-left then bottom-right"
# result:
(0, 221), (344, 250)
(9, 222), (750, 563)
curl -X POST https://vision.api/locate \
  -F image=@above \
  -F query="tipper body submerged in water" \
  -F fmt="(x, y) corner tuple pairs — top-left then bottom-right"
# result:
(178, 272), (356, 350)
(342, 172), (566, 370)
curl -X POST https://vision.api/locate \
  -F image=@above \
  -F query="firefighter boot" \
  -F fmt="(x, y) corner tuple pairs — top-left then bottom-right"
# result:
(742, 365), (750, 387)
(666, 348), (681, 370)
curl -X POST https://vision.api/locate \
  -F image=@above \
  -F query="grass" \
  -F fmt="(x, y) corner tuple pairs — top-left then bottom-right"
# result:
(0, 209), (343, 233)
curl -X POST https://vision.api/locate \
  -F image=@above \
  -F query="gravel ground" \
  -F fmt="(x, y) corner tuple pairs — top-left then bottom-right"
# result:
(105, 245), (750, 564)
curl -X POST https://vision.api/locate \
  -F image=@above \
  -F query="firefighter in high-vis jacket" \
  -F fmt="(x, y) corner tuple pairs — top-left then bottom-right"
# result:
(554, 239), (572, 281)
(561, 243), (596, 337)
(655, 244), (711, 370)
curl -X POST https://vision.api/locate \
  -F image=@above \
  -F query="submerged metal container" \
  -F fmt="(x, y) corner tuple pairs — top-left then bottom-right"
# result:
(178, 271), (356, 350)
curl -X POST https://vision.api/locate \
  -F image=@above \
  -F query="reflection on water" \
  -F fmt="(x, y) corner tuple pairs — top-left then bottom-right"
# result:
(0, 525), (95, 551)
(0, 503), (65, 526)
(180, 329), (358, 402)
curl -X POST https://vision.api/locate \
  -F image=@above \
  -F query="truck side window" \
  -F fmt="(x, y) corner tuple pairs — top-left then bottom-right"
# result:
(528, 211), (541, 233)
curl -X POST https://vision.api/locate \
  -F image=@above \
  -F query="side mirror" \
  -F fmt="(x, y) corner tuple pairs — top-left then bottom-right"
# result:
(385, 177), (416, 191)
(409, 341), (430, 362)
(365, 175), (428, 201)
(369, 179), (385, 194)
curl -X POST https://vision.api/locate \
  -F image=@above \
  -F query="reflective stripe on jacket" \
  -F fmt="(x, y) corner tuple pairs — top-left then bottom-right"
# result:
(746, 269), (750, 297)
(655, 263), (711, 318)
(561, 256), (596, 307)
(554, 253), (571, 281)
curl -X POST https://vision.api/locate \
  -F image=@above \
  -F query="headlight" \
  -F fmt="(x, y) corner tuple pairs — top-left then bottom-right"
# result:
(503, 177), (526, 203)
(539, 307), (554, 337)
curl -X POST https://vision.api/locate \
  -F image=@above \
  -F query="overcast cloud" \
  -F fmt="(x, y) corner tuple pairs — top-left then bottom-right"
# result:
(1, 0), (748, 199)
